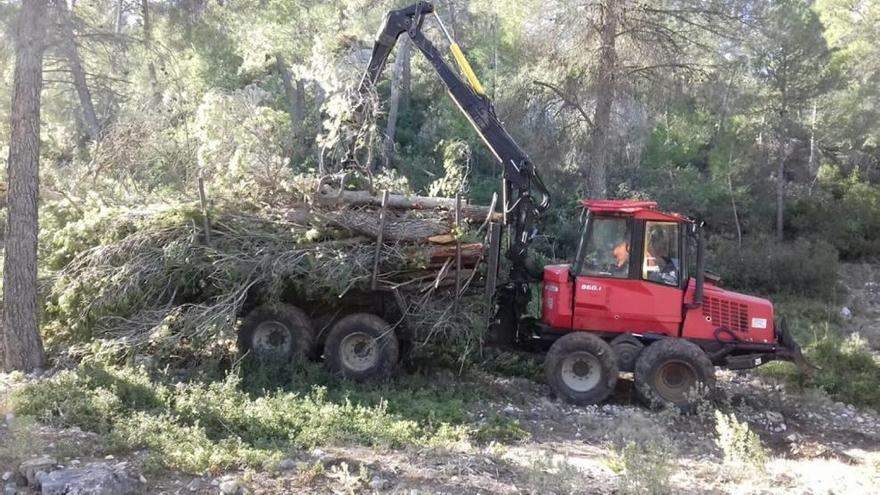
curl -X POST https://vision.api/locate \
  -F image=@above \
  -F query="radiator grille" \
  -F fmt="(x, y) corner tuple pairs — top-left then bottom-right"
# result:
(702, 297), (749, 332)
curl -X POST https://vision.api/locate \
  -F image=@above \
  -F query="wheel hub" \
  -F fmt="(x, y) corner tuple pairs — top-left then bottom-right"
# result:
(655, 360), (697, 402)
(340, 332), (378, 372)
(560, 351), (602, 392)
(252, 320), (292, 356)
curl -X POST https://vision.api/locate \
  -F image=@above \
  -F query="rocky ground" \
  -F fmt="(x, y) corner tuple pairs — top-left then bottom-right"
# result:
(2, 366), (879, 495)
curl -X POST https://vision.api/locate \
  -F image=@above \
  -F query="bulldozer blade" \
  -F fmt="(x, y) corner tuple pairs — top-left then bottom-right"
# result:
(777, 317), (820, 373)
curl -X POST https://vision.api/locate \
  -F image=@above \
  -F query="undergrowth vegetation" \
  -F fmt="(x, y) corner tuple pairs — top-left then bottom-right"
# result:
(762, 331), (880, 409)
(8, 360), (519, 474)
(714, 410), (767, 469)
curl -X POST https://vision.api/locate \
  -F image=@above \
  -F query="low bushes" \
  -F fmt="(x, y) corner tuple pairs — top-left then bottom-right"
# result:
(10, 362), (516, 474)
(709, 236), (840, 299)
(762, 331), (880, 409)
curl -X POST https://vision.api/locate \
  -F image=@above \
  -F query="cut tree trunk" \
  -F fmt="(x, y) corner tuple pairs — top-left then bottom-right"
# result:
(427, 243), (482, 266)
(4, 0), (47, 372)
(55, 0), (100, 141)
(323, 209), (449, 242)
(316, 187), (501, 223)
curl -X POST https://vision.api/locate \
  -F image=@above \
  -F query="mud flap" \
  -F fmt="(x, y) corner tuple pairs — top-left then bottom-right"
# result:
(776, 317), (818, 373)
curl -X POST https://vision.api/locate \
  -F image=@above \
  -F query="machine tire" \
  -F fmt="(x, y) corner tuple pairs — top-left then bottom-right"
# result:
(324, 313), (399, 382)
(610, 333), (645, 373)
(634, 338), (715, 411)
(544, 332), (618, 406)
(238, 303), (315, 361)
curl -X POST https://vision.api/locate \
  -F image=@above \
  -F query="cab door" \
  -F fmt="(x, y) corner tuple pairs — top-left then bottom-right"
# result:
(572, 219), (684, 336)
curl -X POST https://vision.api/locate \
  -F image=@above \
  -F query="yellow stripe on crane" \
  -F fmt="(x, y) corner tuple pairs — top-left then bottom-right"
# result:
(450, 43), (486, 96)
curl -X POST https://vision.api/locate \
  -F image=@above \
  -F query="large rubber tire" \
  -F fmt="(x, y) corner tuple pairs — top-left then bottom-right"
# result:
(324, 313), (399, 382)
(610, 333), (646, 373)
(544, 333), (619, 406)
(634, 338), (715, 411)
(238, 303), (315, 361)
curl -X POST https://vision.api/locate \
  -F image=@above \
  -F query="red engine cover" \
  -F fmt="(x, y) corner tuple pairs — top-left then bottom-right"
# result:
(682, 280), (776, 344)
(542, 265), (778, 345)
(542, 264), (574, 328)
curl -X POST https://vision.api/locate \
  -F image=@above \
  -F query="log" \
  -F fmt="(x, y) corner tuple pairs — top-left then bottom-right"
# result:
(323, 209), (449, 242)
(428, 243), (482, 266)
(316, 187), (502, 223)
(427, 234), (456, 244)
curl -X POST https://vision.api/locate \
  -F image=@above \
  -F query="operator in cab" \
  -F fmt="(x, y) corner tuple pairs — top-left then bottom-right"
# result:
(612, 240), (630, 276)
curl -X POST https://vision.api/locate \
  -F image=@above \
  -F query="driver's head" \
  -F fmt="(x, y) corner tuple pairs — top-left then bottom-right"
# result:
(612, 241), (629, 268)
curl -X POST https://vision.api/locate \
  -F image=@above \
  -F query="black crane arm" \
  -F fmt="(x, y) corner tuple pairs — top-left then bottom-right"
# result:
(358, 2), (550, 291)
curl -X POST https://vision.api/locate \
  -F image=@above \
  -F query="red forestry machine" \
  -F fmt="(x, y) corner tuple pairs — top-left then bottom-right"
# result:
(354, 2), (812, 409)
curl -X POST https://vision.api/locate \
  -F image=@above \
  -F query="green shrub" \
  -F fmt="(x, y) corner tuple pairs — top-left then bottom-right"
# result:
(804, 333), (880, 408)
(714, 410), (767, 468)
(762, 332), (880, 409)
(474, 415), (529, 444)
(788, 167), (880, 261)
(9, 363), (489, 474)
(709, 236), (840, 298)
(606, 440), (674, 495)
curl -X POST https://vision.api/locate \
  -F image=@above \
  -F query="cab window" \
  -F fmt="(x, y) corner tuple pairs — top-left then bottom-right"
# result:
(579, 217), (631, 278)
(643, 222), (680, 286)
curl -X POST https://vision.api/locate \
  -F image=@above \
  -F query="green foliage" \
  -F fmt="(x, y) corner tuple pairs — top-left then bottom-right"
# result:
(195, 89), (295, 196)
(709, 236), (840, 298)
(606, 440), (674, 495)
(714, 410), (767, 468)
(428, 139), (471, 197)
(9, 363), (506, 474)
(474, 415), (529, 444)
(473, 349), (543, 381)
(789, 167), (880, 260)
(762, 330), (880, 409)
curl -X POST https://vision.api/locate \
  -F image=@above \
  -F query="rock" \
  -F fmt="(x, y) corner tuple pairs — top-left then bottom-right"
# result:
(272, 459), (297, 472)
(502, 404), (520, 415)
(765, 411), (784, 424)
(786, 433), (802, 443)
(19, 456), (58, 487)
(39, 462), (142, 495)
(186, 479), (203, 492)
(218, 478), (241, 495)
(840, 306), (853, 320)
(0, 474), (10, 482)
(369, 476), (389, 491)
(4, 481), (17, 495)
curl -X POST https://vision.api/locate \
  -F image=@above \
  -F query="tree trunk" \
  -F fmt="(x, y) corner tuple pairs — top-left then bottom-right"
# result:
(114, 0), (124, 33)
(141, 0), (150, 42)
(4, 0), (47, 372)
(808, 102), (818, 174)
(140, 0), (160, 101)
(401, 35), (412, 104)
(726, 149), (742, 247)
(55, 0), (100, 141)
(587, 0), (618, 199)
(383, 38), (410, 168)
(275, 54), (306, 163)
(776, 142), (786, 241)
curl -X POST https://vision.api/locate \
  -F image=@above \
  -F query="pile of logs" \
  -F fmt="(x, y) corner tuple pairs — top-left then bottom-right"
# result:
(281, 188), (497, 295)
